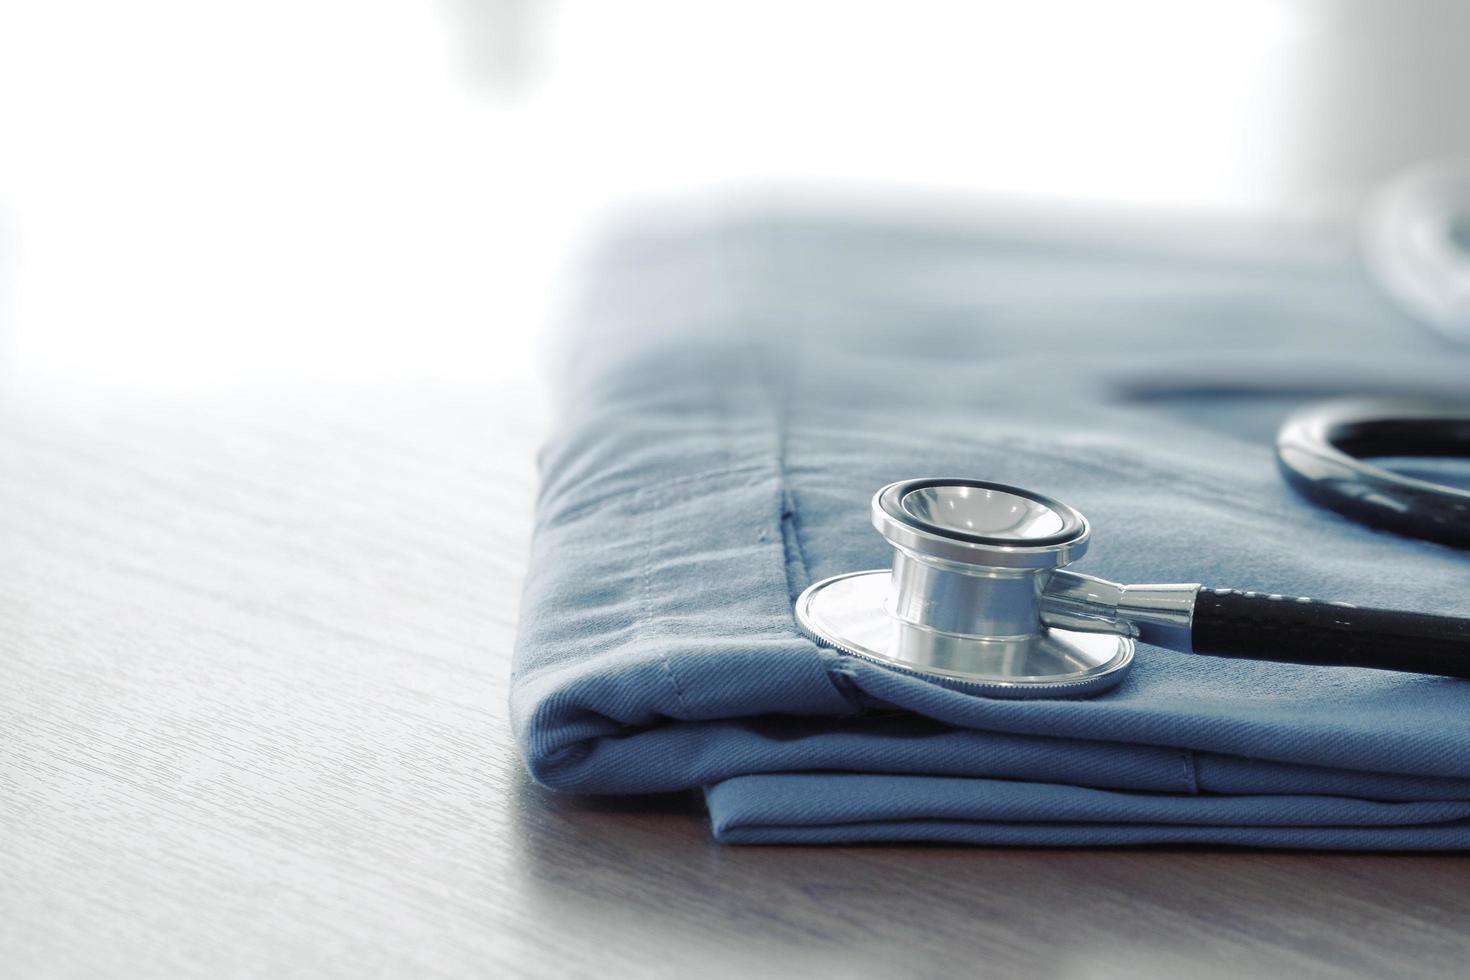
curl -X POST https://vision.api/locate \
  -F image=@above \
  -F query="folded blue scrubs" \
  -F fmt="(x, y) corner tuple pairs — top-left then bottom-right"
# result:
(512, 210), (1470, 846)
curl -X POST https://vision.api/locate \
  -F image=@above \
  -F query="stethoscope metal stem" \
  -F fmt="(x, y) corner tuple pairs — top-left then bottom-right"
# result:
(1039, 571), (1198, 654)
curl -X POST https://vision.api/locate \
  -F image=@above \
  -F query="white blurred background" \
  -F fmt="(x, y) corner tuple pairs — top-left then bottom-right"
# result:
(2, 0), (1469, 396)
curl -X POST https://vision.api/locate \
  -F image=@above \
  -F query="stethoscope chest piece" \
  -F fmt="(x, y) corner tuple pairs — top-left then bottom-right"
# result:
(795, 479), (1135, 698)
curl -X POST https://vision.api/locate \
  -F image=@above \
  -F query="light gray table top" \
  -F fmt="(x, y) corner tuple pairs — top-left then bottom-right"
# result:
(4, 380), (1468, 979)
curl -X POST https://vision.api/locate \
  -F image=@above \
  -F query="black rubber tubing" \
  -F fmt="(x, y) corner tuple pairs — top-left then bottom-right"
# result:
(1275, 404), (1470, 549)
(1192, 587), (1470, 678)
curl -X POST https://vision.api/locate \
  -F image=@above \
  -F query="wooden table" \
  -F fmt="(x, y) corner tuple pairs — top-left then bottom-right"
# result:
(4, 380), (1467, 979)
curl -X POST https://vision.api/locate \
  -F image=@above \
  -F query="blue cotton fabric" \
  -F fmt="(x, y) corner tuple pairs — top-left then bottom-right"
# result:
(512, 211), (1470, 847)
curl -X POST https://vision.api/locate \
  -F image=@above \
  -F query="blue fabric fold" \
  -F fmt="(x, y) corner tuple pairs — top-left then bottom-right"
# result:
(512, 210), (1470, 846)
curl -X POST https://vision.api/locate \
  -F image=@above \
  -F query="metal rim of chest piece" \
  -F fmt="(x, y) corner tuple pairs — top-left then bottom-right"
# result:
(794, 479), (1135, 699)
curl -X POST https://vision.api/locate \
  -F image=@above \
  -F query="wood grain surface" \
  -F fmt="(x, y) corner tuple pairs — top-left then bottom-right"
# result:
(3, 380), (1467, 980)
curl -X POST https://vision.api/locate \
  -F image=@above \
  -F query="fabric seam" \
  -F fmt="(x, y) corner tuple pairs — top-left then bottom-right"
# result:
(733, 232), (862, 708)
(640, 479), (695, 719)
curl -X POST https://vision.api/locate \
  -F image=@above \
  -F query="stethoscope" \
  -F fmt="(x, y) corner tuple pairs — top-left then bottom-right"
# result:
(795, 399), (1470, 699)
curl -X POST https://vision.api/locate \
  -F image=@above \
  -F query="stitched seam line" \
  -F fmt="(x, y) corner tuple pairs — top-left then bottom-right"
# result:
(730, 233), (861, 714)
(640, 480), (694, 719)
(634, 219), (855, 715)
(733, 233), (816, 640)
(712, 223), (837, 654)
(781, 493), (811, 600)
